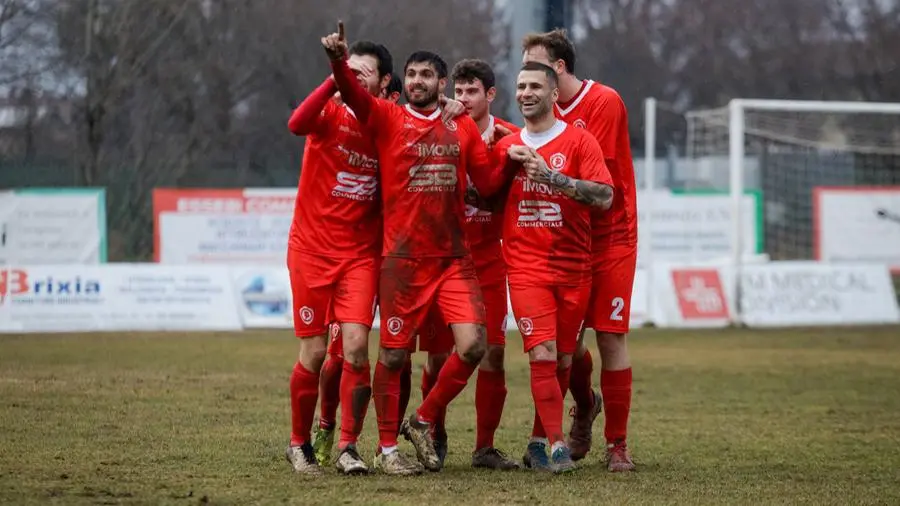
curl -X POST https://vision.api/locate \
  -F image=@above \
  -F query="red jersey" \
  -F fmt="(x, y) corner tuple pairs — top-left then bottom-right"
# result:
(555, 80), (637, 250)
(465, 115), (520, 274)
(287, 80), (380, 257)
(330, 58), (507, 258)
(496, 120), (613, 286)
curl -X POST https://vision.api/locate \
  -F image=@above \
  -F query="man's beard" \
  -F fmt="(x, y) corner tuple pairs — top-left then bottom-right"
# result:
(405, 86), (439, 108)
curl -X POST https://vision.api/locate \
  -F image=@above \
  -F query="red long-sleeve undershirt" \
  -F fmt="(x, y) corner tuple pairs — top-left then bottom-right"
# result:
(287, 78), (337, 135)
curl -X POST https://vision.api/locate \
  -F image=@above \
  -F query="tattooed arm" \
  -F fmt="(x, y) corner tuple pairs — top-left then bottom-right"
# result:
(523, 155), (614, 210)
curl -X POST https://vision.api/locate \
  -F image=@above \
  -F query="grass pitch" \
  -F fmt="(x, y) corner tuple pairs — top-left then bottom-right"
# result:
(1, 326), (899, 505)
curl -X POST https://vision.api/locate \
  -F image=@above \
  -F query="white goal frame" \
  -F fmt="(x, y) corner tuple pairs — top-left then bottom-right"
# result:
(644, 98), (900, 324)
(728, 99), (900, 323)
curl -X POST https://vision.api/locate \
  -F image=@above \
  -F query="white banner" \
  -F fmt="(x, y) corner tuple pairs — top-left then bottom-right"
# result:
(230, 266), (293, 328)
(0, 264), (240, 333)
(815, 187), (900, 271)
(0, 189), (107, 265)
(637, 190), (761, 266)
(740, 262), (900, 327)
(154, 188), (294, 264)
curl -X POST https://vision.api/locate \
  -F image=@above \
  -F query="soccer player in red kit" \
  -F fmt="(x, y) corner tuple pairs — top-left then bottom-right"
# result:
(313, 64), (405, 467)
(523, 29), (638, 472)
(414, 58), (520, 470)
(322, 23), (510, 475)
(493, 61), (613, 473)
(284, 40), (394, 476)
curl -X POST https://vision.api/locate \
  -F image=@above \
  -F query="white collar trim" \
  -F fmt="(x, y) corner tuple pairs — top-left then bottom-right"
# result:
(405, 104), (441, 121)
(480, 115), (496, 136)
(555, 80), (594, 116)
(520, 120), (567, 150)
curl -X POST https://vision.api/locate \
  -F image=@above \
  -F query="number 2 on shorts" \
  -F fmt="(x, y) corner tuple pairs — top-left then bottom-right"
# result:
(610, 296), (625, 321)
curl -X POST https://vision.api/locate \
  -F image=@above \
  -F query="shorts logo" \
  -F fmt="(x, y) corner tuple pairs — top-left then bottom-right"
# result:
(549, 153), (566, 170)
(386, 317), (404, 336)
(517, 317), (534, 336)
(330, 322), (340, 338)
(298, 306), (314, 325)
(573, 119), (587, 129)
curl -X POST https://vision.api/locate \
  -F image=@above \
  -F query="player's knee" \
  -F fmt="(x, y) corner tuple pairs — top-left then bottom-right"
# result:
(305, 347), (328, 371)
(482, 344), (505, 370)
(597, 332), (626, 356)
(459, 326), (487, 365)
(341, 325), (369, 366)
(300, 335), (329, 370)
(378, 347), (408, 370)
(528, 341), (557, 362)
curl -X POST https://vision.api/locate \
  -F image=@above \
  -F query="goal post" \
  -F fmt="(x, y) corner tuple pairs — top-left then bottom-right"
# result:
(684, 98), (900, 323)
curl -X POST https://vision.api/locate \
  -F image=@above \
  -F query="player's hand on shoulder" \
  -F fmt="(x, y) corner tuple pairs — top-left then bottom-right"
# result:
(321, 20), (349, 61)
(438, 95), (466, 124)
(483, 124), (512, 149)
(492, 124), (513, 142)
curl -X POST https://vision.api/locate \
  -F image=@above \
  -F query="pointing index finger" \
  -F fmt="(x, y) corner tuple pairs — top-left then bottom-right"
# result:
(338, 20), (345, 41)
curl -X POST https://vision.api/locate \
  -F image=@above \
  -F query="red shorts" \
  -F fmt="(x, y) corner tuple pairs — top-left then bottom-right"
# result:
(378, 256), (485, 350)
(584, 245), (637, 334)
(418, 278), (507, 354)
(509, 283), (591, 354)
(287, 249), (379, 338)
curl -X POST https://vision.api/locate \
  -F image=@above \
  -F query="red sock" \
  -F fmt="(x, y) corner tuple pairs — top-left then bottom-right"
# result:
(398, 358), (412, 423)
(531, 411), (546, 439)
(530, 361), (563, 444)
(289, 361), (319, 446)
(417, 353), (476, 424)
(318, 355), (343, 428)
(569, 349), (594, 412)
(475, 369), (506, 450)
(420, 362), (446, 428)
(601, 367), (633, 444)
(338, 361), (371, 448)
(373, 361), (402, 448)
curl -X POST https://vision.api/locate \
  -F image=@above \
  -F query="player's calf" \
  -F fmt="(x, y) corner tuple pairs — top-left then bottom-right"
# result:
(422, 352), (450, 465)
(335, 323), (372, 475)
(472, 344), (518, 470)
(596, 339), (634, 472)
(567, 333), (602, 461)
(373, 346), (422, 474)
(288, 335), (328, 475)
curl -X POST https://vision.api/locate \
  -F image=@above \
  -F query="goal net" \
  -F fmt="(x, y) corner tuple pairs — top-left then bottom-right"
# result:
(684, 100), (900, 271)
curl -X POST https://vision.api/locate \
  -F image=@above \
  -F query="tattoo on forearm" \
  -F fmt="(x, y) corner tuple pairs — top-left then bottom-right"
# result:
(572, 180), (614, 208)
(545, 170), (613, 208)
(548, 170), (570, 188)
